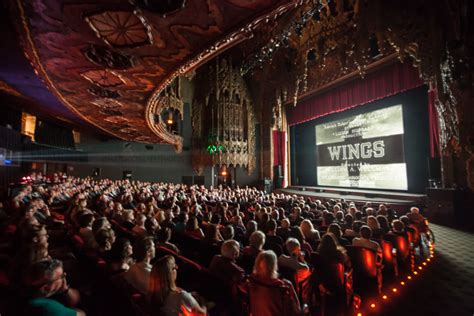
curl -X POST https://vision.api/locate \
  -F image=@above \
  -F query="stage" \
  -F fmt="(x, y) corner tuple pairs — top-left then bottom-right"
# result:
(275, 185), (426, 212)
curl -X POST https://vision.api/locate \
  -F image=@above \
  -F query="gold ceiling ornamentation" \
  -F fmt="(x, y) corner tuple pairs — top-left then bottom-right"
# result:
(85, 11), (153, 48)
(81, 69), (125, 88)
(146, 78), (184, 152)
(91, 98), (124, 110)
(192, 58), (257, 175)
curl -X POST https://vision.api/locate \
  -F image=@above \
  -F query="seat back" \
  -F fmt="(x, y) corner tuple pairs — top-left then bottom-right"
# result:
(345, 246), (377, 279)
(247, 277), (296, 316)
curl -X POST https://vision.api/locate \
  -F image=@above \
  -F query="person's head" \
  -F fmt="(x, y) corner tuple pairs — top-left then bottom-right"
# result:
(249, 231), (265, 250)
(376, 215), (390, 232)
(410, 207), (420, 214)
(95, 227), (116, 250)
(186, 216), (199, 231)
(327, 223), (342, 239)
(134, 236), (155, 262)
(221, 240), (240, 260)
(360, 225), (372, 239)
(157, 227), (172, 243)
(109, 238), (133, 263)
(281, 218), (290, 229)
(246, 220), (258, 235)
(205, 224), (220, 242)
(253, 250), (278, 279)
(24, 259), (68, 298)
(79, 213), (94, 229)
(352, 220), (364, 233)
(136, 214), (146, 227)
(222, 225), (234, 240)
(335, 211), (345, 222)
(391, 219), (405, 233)
(149, 255), (177, 305)
(266, 219), (277, 234)
(345, 213), (354, 226)
(399, 215), (410, 227)
(317, 233), (338, 255)
(367, 215), (380, 230)
(122, 209), (135, 222)
(145, 217), (160, 234)
(300, 219), (317, 238)
(92, 217), (111, 234)
(285, 237), (301, 257)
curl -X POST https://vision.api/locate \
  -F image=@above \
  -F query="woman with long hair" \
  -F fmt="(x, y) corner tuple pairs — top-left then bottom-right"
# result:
(246, 250), (301, 316)
(149, 255), (207, 316)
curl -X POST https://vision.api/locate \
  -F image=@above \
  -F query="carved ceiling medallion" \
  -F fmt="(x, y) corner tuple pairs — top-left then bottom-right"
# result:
(100, 108), (123, 116)
(88, 85), (121, 99)
(104, 116), (130, 125)
(92, 98), (124, 110)
(81, 69), (125, 88)
(85, 11), (153, 48)
(83, 45), (134, 69)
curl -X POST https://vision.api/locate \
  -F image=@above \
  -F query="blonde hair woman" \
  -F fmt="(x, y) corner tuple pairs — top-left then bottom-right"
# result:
(300, 219), (321, 243)
(247, 250), (301, 316)
(149, 255), (207, 316)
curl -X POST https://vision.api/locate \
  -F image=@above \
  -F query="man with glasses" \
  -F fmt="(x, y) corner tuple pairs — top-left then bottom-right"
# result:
(23, 259), (86, 316)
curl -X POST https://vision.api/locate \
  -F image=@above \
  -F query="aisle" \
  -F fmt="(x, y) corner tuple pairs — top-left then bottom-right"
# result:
(385, 224), (474, 316)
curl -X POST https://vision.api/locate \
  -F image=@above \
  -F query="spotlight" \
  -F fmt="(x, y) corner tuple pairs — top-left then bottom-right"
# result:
(392, 288), (398, 293)
(370, 303), (376, 309)
(382, 295), (387, 300)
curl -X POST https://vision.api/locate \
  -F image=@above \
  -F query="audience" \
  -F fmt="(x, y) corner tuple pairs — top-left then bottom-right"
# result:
(2, 172), (432, 315)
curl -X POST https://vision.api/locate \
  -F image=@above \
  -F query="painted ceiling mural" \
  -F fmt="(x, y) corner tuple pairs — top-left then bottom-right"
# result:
(8, 0), (298, 149)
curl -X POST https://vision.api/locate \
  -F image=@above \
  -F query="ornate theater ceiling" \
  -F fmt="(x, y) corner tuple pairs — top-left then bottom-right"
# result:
(7, 0), (299, 148)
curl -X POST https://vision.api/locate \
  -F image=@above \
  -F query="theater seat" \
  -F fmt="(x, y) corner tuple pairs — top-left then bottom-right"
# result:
(311, 253), (353, 315)
(345, 246), (381, 296)
(375, 239), (398, 279)
(384, 234), (412, 273)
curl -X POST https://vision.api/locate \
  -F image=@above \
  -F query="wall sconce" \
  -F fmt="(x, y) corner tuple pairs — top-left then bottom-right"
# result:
(220, 164), (228, 176)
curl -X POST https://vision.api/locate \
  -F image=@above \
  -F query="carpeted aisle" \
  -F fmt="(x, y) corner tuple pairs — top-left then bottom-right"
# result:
(385, 224), (474, 316)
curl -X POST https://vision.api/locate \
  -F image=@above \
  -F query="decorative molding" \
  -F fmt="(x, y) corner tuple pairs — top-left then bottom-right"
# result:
(81, 69), (125, 88)
(85, 10), (153, 48)
(191, 58), (257, 174)
(145, 0), (302, 143)
(83, 44), (134, 69)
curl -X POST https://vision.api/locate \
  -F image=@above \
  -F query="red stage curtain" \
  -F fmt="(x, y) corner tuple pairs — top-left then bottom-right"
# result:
(273, 130), (286, 187)
(286, 62), (425, 126)
(428, 89), (441, 158)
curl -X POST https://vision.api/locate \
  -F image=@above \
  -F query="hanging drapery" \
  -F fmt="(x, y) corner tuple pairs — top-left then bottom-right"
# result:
(428, 89), (441, 158)
(273, 130), (286, 187)
(286, 62), (424, 126)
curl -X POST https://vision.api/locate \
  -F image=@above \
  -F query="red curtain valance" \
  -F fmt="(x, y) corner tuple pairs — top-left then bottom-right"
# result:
(286, 62), (425, 126)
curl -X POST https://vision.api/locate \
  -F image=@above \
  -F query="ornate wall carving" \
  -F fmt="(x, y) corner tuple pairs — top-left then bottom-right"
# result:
(192, 58), (257, 175)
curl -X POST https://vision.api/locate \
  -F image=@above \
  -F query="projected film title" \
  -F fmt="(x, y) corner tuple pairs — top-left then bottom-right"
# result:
(315, 105), (408, 190)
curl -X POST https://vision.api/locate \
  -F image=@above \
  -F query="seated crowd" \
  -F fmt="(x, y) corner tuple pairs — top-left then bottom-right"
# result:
(0, 172), (432, 315)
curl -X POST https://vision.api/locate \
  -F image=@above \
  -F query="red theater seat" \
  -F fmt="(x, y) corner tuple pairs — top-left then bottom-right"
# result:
(346, 246), (381, 295)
